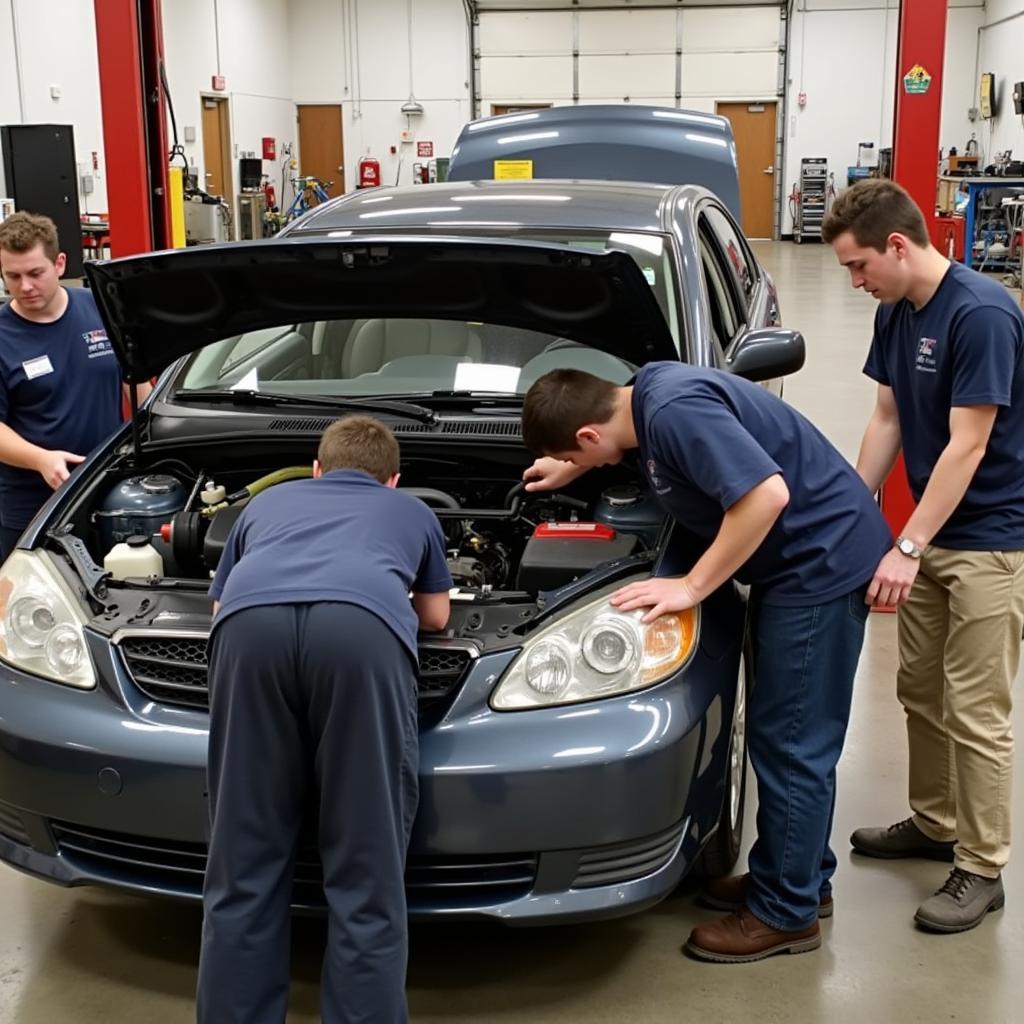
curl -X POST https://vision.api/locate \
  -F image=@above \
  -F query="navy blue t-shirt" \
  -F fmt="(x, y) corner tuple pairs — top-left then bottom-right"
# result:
(632, 363), (892, 606)
(864, 261), (1024, 550)
(210, 469), (453, 660)
(0, 288), (123, 529)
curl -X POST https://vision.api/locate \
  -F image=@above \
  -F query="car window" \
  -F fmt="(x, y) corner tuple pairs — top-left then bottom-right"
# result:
(176, 318), (638, 396)
(697, 224), (741, 361)
(331, 227), (683, 351)
(700, 206), (757, 312)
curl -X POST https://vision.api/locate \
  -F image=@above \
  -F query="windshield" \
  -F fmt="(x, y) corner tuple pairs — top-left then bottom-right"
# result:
(176, 319), (639, 397)
(173, 230), (678, 398)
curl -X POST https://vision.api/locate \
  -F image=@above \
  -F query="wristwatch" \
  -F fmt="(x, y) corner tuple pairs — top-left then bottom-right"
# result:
(895, 536), (924, 559)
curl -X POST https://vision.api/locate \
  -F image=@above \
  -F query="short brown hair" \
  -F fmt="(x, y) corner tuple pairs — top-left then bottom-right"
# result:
(522, 369), (618, 454)
(821, 179), (929, 252)
(317, 415), (400, 481)
(0, 211), (60, 262)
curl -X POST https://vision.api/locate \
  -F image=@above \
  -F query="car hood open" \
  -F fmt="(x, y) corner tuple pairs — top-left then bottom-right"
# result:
(84, 235), (679, 382)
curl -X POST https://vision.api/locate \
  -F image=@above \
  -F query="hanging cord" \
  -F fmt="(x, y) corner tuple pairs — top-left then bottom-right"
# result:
(159, 59), (190, 171)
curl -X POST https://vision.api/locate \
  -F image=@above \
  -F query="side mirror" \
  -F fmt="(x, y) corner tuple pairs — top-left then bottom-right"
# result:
(725, 328), (805, 383)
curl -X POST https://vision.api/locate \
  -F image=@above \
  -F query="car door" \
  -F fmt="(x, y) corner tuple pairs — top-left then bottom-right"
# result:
(696, 202), (784, 396)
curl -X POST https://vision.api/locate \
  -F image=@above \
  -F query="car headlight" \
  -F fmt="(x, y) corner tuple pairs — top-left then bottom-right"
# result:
(491, 589), (699, 710)
(0, 550), (96, 689)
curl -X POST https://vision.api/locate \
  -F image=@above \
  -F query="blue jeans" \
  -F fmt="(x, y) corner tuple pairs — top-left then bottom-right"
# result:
(744, 585), (869, 931)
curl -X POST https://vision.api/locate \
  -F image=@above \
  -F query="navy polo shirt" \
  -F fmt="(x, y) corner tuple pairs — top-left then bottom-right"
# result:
(210, 469), (453, 660)
(632, 362), (892, 606)
(864, 261), (1024, 550)
(0, 288), (123, 529)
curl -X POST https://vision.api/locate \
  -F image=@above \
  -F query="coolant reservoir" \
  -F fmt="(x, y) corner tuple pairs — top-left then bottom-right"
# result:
(104, 534), (163, 581)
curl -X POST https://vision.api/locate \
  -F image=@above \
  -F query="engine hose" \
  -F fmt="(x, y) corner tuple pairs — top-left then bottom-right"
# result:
(226, 466), (313, 504)
(402, 487), (460, 510)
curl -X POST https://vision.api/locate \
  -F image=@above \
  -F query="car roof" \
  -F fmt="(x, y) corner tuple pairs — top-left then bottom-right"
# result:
(289, 180), (707, 235)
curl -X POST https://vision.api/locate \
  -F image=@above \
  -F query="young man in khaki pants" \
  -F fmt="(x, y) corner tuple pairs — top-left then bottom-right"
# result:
(824, 179), (1024, 933)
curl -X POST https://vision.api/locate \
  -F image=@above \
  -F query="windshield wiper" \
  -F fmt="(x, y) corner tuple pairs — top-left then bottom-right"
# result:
(172, 389), (437, 424)
(374, 390), (524, 410)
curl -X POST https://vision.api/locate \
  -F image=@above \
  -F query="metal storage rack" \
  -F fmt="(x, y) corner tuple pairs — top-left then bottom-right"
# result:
(794, 157), (828, 243)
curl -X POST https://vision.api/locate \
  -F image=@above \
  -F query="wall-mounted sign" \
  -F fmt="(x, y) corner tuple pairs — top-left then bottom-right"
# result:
(494, 159), (533, 181)
(417, 141), (433, 158)
(211, 75), (226, 92)
(903, 64), (932, 94)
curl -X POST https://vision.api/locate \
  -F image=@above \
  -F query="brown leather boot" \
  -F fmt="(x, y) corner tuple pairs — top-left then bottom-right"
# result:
(685, 908), (821, 963)
(700, 872), (834, 918)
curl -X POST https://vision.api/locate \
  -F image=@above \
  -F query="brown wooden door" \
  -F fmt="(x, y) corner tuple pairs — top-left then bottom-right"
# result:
(297, 105), (345, 198)
(716, 102), (776, 239)
(490, 103), (552, 116)
(201, 96), (231, 200)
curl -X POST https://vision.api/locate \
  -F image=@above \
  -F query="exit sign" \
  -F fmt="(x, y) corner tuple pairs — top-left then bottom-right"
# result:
(211, 75), (226, 91)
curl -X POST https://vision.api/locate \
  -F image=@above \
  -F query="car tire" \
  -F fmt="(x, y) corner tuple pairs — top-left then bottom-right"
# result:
(692, 647), (750, 880)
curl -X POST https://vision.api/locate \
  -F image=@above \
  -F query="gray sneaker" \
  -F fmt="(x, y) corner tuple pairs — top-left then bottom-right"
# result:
(850, 817), (956, 861)
(915, 868), (1005, 933)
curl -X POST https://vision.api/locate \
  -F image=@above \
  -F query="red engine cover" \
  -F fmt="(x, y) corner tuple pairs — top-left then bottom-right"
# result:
(532, 522), (616, 540)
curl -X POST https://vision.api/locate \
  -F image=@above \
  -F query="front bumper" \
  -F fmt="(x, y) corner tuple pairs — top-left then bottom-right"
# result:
(0, 631), (736, 924)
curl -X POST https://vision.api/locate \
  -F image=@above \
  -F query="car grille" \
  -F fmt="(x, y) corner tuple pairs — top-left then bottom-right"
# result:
(0, 802), (30, 846)
(50, 821), (538, 908)
(571, 819), (685, 889)
(117, 634), (473, 713)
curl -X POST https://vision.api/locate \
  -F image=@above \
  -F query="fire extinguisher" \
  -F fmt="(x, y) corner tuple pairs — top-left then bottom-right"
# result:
(263, 178), (277, 210)
(358, 156), (381, 189)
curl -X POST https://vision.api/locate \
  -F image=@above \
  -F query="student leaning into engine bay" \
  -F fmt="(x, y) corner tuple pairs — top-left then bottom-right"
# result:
(195, 415), (452, 1024)
(521, 362), (891, 964)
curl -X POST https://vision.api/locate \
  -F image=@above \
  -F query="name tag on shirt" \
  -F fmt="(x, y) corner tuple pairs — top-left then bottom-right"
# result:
(22, 355), (54, 380)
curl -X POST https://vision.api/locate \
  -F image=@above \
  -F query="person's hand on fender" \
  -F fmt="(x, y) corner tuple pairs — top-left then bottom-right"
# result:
(867, 548), (920, 608)
(36, 449), (85, 489)
(610, 576), (700, 623)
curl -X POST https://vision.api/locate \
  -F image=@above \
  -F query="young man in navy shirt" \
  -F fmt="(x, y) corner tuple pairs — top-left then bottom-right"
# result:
(197, 416), (452, 1024)
(825, 179), (1024, 933)
(0, 212), (150, 560)
(522, 365), (891, 963)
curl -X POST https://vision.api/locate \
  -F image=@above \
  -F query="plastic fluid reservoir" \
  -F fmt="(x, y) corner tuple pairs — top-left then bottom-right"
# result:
(104, 535), (163, 581)
(593, 484), (664, 547)
(94, 474), (187, 550)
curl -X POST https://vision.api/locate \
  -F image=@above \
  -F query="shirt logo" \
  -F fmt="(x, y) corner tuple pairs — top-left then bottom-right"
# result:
(916, 336), (938, 373)
(646, 458), (671, 495)
(84, 328), (114, 359)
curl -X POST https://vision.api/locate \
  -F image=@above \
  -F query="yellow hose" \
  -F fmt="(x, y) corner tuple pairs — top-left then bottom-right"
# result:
(243, 465), (313, 498)
(201, 466), (314, 517)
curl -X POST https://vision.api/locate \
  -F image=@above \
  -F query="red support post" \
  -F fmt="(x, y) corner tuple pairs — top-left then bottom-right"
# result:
(93, 0), (170, 258)
(879, 0), (948, 548)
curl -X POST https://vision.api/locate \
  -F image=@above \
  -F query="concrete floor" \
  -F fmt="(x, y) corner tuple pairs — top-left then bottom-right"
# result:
(3, 243), (1024, 1023)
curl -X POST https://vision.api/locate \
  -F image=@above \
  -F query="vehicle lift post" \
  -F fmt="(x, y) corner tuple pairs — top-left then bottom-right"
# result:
(877, 0), (949, 554)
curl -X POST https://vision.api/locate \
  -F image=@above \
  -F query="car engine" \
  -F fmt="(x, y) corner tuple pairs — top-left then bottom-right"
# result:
(84, 461), (665, 596)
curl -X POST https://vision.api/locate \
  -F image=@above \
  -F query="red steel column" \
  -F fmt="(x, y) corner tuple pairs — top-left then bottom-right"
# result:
(93, 0), (170, 257)
(879, 1), (948, 544)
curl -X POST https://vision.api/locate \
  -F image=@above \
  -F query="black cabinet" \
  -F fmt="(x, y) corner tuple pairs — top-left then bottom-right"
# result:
(1, 124), (82, 278)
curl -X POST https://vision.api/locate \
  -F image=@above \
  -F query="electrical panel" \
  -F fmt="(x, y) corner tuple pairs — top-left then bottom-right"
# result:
(0, 124), (83, 277)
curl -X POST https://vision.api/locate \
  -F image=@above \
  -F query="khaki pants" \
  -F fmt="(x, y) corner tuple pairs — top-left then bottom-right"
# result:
(898, 546), (1024, 877)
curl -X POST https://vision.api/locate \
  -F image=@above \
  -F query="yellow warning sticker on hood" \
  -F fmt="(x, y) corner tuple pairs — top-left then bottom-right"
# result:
(494, 160), (534, 180)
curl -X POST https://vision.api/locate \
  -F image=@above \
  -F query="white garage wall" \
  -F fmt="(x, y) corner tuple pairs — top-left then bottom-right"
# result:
(783, 0), (984, 236)
(976, 1), (1024, 166)
(478, 6), (780, 114)
(0, 0), (1005, 244)
(162, 0), (297, 210)
(290, 0), (471, 191)
(0, 0), (107, 215)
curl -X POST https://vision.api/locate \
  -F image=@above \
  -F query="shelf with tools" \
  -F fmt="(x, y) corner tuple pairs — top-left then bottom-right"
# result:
(939, 176), (1024, 270)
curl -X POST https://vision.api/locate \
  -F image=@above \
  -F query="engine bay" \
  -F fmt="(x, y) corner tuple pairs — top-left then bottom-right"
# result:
(63, 450), (667, 603)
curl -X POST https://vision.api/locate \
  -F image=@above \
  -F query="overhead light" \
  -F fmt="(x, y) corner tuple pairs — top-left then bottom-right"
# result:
(401, 98), (424, 116)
